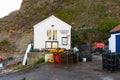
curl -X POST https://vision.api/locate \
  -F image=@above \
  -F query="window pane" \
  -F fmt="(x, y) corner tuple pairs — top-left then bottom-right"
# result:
(47, 30), (51, 40)
(46, 42), (51, 48)
(53, 30), (57, 40)
(52, 42), (58, 48)
(62, 37), (68, 45)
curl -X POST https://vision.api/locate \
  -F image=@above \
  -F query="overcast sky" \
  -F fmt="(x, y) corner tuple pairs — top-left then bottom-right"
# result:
(0, 0), (23, 18)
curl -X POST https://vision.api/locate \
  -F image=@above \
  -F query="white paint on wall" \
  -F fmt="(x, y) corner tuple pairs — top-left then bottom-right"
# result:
(33, 15), (71, 50)
(109, 33), (120, 52)
(109, 35), (115, 52)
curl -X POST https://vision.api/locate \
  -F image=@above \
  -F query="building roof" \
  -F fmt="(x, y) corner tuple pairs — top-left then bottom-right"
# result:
(110, 24), (120, 34)
(33, 15), (72, 29)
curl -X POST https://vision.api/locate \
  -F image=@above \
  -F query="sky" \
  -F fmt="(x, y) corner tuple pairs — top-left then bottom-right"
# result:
(0, 0), (23, 18)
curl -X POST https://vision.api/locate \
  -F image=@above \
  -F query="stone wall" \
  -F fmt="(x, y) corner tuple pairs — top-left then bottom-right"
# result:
(27, 52), (43, 65)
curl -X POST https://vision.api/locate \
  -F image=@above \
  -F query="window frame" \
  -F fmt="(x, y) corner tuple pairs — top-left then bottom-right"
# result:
(62, 37), (68, 45)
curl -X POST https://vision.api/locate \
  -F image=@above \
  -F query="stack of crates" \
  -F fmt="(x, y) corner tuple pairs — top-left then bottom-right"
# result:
(60, 50), (78, 64)
(60, 52), (68, 64)
(102, 51), (108, 70)
(107, 53), (119, 72)
(67, 53), (73, 64)
(79, 54), (83, 62)
(102, 51), (119, 73)
(73, 53), (77, 63)
(117, 53), (120, 69)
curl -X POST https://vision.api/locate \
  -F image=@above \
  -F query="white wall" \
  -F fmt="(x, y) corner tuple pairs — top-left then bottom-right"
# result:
(33, 16), (71, 50)
(109, 33), (120, 52)
(34, 27), (46, 50)
(57, 28), (71, 49)
(109, 35), (115, 52)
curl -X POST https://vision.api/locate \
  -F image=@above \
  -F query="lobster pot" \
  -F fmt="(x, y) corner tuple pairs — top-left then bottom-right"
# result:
(60, 53), (68, 64)
(102, 51), (108, 70)
(73, 54), (77, 63)
(107, 53), (119, 72)
(67, 53), (73, 64)
(102, 52), (119, 73)
(117, 53), (120, 69)
(79, 54), (83, 62)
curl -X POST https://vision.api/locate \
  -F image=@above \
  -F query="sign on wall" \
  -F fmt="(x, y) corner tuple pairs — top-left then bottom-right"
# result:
(60, 30), (69, 34)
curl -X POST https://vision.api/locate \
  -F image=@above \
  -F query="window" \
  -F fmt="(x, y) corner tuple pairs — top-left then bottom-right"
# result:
(47, 30), (57, 40)
(62, 37), (68, 45)
(53, 30), (57, 40)
(46, 42), (51, 48)
(52, 42), (58, 48)
(45, 41), (58, 49)
(47, 30), (51, 40)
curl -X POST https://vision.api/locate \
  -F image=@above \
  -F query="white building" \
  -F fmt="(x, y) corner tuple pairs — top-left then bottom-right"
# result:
(109, 24), (120, 53)
(33, 15), (72, 50)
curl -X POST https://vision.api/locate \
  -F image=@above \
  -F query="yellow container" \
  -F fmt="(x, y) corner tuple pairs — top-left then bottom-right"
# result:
(45, 54), (54, 63)
(50, 49), (58, 53)
(58, 48), (64, 53)
(50, 48), (64, 53)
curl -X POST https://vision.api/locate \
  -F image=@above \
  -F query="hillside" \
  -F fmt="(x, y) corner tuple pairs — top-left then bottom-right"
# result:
(0, 0), (120, 58)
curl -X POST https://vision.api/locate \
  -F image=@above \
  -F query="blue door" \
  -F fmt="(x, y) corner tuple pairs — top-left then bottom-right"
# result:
(116, 35), (120, 52)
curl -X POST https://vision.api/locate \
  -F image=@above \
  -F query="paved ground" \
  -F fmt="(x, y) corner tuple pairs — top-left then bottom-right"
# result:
(0, 55), (120, 80)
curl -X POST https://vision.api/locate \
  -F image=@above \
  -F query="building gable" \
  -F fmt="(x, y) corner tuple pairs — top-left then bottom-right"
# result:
(33, 15), (71, 29)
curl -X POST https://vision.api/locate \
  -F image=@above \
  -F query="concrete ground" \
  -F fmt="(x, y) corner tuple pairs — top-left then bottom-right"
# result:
(0, 55), (120, 80)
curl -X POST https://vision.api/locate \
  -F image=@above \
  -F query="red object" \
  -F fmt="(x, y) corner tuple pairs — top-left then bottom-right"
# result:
(94, 42), (105, 50)
(66, 34), (70, 38)
(0, 58), (3, 62)
(110, 24), (120, 33)
(53, 53), (60, 64)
